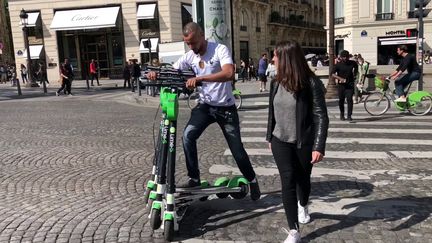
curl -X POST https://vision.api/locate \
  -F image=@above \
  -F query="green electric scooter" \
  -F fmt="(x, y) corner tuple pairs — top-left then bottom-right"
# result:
(140, 67), (250, 241)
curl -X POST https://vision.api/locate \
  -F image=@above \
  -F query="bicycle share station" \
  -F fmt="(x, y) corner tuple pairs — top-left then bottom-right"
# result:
(363, 74), (432, 116)
(139, 67), (251, 241)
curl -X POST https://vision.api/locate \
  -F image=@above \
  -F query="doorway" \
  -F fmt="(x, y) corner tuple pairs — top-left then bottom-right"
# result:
(80, 34), (109, 79)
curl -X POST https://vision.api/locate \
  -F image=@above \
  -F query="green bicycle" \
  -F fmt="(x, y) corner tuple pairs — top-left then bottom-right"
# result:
(363, 74), (432, 116)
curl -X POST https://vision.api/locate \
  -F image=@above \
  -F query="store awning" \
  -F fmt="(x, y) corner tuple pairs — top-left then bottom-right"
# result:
(139, 38), (159, 53)
(26, 12), (40, 27)
(50, 6), (120, 31)
(23, 45), (44, 59)
(183, 5), (192, 15)
(137, 4), (156, 20)
(379, 37), (417, 46)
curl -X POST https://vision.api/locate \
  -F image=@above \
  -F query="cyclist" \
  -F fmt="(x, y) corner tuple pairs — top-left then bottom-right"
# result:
(147, 22), (261, 201)
(389, 45), (421, 102)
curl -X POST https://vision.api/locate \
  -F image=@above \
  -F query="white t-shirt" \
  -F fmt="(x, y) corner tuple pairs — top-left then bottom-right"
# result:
(173, 42), (235, 107)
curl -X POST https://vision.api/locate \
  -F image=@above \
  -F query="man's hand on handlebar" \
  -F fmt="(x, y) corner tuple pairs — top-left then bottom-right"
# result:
(186, 77), (201, 89)
(146, 71), (157, 81)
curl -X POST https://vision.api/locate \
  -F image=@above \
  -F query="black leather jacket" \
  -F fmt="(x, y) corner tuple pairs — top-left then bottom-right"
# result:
(266, 77), (329, 154)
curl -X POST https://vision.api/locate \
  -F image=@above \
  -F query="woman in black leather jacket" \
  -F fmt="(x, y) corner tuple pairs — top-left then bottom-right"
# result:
(266, 40), (329, 243)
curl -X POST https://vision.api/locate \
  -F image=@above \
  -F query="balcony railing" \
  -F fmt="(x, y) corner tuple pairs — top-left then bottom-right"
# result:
(269, 15), (324, 29)
(376, 13), (394, 20)
(240, 25), (247, 31)
(334, 17), (344, 25)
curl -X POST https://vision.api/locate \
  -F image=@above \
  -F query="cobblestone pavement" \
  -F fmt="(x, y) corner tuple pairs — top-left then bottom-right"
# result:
(0, 82), (431, 243)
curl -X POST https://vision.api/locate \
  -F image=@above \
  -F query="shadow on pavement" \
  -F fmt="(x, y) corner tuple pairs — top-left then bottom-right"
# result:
(305, 196), (432, 241)
(174, 180), (376, 241)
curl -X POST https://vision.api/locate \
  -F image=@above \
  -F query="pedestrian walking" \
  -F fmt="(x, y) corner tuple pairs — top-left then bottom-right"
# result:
(258, 53), (268, 92)
(123, 61), (131, 89)
(36, 61), (49, 86)
(248, 58), (256, 81)
(89, 59), (100, 86)
(20, 64), (28, 84)
(355, 57), (370, 103)
(240, 59), (247, 82)
(0, 65), (7, 84)
(332, 50), (358, 121)
(266, 40), (329, 243)
(265, 59), (276, 81)
(56, 60), (73, 96)
(146, 22), (261, 200)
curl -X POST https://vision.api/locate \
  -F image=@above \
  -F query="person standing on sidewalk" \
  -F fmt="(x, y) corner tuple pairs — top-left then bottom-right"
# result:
(265, 59), (276, 82)
(147, 22), (261, 200)
(258, 53), (269, 92)
(123, 61), (131, 89)
(20, 64), (28, 84)
(266, 40), (329, 243)
(332, 50), (358, 121)
(131, 60), (141, 92)
(89, 59), (100, 86)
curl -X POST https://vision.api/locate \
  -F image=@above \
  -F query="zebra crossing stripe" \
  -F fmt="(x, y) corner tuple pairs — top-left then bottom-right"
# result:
(390, 151), (432, 158)
(240, 127), (432, 134)
(240, 137), (432, 145)
(224, 149), (390, 159)
(241, 120), (432, 126)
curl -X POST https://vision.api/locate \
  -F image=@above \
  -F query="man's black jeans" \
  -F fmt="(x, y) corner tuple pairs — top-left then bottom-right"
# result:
(338, 85), (354, 118)
(182, 103), (256, 182)
(271, 136), (313, 230)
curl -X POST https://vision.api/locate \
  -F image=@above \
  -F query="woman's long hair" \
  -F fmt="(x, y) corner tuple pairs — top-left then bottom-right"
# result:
(275, 40), (315, 93)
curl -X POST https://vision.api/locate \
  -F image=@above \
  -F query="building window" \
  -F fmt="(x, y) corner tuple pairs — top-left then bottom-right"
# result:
(256, 12), (260, 27)
(138, 3), (160, 64)
(376, 0), (393, 20)
(241, 10), (248, 31)
(181, 3), (193, 28)
(335, 0), (344, 24)
(377, 0), (393, 14)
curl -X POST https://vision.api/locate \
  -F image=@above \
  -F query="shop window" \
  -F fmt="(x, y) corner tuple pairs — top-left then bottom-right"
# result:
(138, 4), (160, 39)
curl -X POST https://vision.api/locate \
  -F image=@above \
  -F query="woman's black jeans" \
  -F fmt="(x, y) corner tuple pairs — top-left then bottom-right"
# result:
(271, 136), (313, 230)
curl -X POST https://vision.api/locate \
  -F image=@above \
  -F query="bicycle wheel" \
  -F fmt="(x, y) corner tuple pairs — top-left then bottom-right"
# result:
(187, 91), (200, 110)
(234, 93), (242, 109)
(364, 92), (390, 116)
(408, 95), (432, 116)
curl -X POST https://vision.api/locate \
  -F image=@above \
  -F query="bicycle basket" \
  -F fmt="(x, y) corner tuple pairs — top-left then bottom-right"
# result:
(374, 76), (389, 90)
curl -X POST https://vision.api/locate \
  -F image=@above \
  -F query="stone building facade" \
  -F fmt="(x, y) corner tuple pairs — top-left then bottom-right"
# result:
(326, 0), (432, 65)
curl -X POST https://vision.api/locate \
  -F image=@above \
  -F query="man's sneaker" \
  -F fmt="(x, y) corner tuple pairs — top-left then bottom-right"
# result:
(395, 96), (407, 102)
(347, 116), (353, 122)
(282, 228), (301, 243)
(249, 179), (261, 201)
(177, 178), (201, 189)
(55, 92), (59, 96)
(340, 114), (345, 121)
(298, 201), (311, 224)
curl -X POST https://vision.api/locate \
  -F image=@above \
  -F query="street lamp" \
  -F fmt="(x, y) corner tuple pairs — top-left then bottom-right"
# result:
(20, 8), (42, 91)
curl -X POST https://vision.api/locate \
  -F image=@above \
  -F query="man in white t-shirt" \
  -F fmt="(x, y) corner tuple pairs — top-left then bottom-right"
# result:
(147, 22), (260, 200)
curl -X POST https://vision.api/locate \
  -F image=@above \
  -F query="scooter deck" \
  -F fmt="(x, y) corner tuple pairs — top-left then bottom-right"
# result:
(175, 185), (242, 195)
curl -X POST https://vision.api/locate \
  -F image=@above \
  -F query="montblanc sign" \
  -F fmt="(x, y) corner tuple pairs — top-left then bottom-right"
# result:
(385, 30), (405, 36)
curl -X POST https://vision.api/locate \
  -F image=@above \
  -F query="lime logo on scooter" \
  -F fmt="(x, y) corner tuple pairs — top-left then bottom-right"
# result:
(162, 120), (169, 144)
(169, 127), (176, 152)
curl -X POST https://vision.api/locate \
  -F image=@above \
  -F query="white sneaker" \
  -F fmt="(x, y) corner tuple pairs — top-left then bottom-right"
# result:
(282, 228), (301, 243)
(395, 96), (407, 102)
(55, 92), (59, 96)
(298, 201), (310, 224)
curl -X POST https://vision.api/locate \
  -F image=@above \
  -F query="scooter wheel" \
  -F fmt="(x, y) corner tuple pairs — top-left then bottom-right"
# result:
(230, 182), (249, 199)
(150, 209), (162, 230)
(164, 220), (175, 241)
